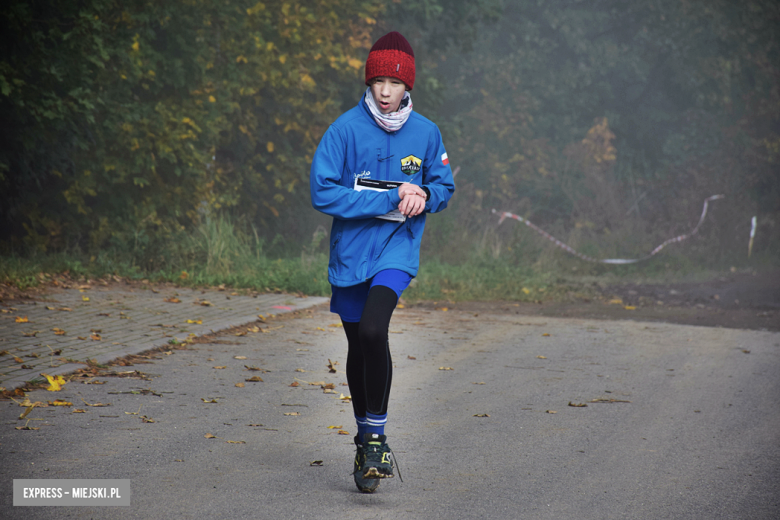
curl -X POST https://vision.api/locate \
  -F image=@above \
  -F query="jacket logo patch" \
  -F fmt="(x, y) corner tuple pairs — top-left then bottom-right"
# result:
(400, 155), (422, 175)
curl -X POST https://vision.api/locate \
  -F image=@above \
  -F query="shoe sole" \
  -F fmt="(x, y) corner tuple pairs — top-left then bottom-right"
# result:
(363, 467), (393, 479)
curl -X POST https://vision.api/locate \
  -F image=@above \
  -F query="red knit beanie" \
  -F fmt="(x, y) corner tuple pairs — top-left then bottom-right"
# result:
(365, 31), (415, 90)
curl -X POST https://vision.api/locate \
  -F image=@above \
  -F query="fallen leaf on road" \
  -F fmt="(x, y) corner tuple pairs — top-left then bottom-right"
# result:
(233, 356), (247, 360)
(327, 425), (343, 429)
(322, 383), (336, 390)
(546, 410), (557, 414)
(213, 366), (227, 369)
(163, 297), (181, 303)
(14, 356), (24, 363)
(42, 373), (67, 391)
(537, 355), (547, 359)
(90, 333), (102, 341)
(235, 382), (245, 388)
(284, 412), (300, 416)
(82, 296), (90, 302)
(15, 316), (29, 323)
(245, 376), (263, 382)
(289, 381), (300, 387)
(72, 409), (86, 413)
(439, 367), (454, 371)
(327, 359), (338, 373)
(201, 398), (218, 403)
(568, 402), (588, 407)
(473, 382), (485, 385)
(48, 400), (72, 406)
(141, 415), (155, 423)
(244, 365), (261, 371)
(542, 333), (550, 337)
(407, 355), (416, 360)
(204, 433), (218, 439)
(260, 326), (283, 333)
(338, 430), (350, 435)
(623, 305), (636, 310)
(295, 368), (306, 372)
(52, 328), (66, 335)
(310, 460), (324, 466)
(82, 401), (110, 407)
(590, 398), (631, 403)
(22, 331), (38, 337)
(186, 319), (203, 324)
(226, 440), (245, 444)
(609, 298), (623, 305)
(19, 402), (42, 419)
(473, 414), (490, 417)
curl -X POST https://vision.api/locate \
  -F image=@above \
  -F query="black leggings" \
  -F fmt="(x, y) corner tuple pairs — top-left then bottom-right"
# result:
(341, 285), (398, 417)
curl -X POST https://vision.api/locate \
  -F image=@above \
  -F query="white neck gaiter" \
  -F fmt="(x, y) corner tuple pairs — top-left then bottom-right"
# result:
(364, 87), (413, 132)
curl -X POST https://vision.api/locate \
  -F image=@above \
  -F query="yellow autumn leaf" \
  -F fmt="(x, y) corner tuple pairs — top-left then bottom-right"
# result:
(522, 287), (531, 295)
(15, 316), (29, 323)
(186, 319), (202, 324)
(42, 373), (67, 391)
(623, 305), (636, 310)
(348, 58), (363, 69)
(609, 298), (623, 305)
(49, 399), (72, 406)
(267, 142), (274, 153)
(131, 41), (139, 51)
(82, 295), (90, 302)
(208, 95), (216, 103)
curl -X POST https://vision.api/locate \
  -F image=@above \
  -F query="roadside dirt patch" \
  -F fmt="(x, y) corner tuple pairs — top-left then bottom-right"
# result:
(409, 269), (780, 332)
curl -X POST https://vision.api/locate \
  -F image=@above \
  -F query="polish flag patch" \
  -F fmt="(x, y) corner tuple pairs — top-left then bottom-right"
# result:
(441, 152), (449, 166)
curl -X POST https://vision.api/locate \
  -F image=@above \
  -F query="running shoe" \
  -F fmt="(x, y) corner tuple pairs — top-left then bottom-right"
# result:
(361, 433), (394, 479)
(353, 435), (380, 492)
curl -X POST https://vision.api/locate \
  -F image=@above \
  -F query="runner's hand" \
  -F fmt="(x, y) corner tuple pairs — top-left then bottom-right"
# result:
(397, 183), (426, 201)
(398, 193), (425, 217)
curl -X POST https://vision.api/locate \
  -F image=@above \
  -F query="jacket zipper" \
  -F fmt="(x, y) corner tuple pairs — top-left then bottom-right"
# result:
(364, 132), (394, 281)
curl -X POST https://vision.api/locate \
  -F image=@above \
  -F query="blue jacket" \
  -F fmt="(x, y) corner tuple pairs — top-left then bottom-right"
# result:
(310, 97), (455, 287)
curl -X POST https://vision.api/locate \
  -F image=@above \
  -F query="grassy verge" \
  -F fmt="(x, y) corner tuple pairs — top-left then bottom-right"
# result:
(2, 216), (776, 300)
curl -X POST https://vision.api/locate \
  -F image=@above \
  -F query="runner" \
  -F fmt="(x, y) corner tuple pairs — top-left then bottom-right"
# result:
(310, 31), (455, 492)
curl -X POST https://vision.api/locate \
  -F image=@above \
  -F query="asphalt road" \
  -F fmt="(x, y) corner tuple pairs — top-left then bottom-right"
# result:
(2, 304), (779, 519)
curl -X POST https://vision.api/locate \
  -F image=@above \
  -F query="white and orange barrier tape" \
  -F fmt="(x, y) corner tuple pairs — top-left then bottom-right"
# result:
(492, 195), (724, 264)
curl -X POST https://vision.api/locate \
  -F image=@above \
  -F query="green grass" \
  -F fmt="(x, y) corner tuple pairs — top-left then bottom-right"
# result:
(2, 215), (777, 301)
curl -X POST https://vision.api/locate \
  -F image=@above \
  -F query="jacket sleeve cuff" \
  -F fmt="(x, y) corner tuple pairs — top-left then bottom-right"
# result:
(389, 188), (402, 206)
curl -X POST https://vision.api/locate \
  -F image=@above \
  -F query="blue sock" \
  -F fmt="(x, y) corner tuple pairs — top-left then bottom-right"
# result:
(355, 415), (368, 441)
(365, 411), (387, 437)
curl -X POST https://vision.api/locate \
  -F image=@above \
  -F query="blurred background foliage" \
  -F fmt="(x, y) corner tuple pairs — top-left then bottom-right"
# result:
(1, 0), (778, 284)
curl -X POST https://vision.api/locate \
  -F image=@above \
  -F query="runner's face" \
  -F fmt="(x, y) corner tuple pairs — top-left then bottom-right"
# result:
(370, 77), (407, 114)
